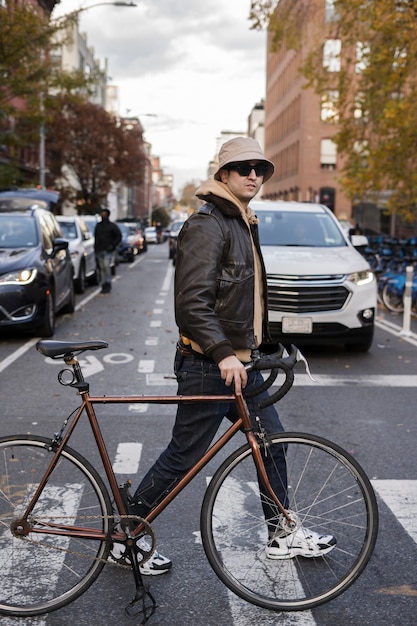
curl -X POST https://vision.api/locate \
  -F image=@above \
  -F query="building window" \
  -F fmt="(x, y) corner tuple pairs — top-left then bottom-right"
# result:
(323, 39), (341, 72)
(321, 90), (339, 122)
(320, 139), (337, 169)
(325, 0), (339, 22)
(356, 42), (370, 73)
(354, 91), (369, 121)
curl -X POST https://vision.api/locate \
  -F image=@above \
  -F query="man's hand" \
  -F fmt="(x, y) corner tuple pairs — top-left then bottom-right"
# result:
(218, 355), (247, 395)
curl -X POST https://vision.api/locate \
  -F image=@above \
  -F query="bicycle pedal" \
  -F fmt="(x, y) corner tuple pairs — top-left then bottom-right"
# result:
(118, 479), (134, 510)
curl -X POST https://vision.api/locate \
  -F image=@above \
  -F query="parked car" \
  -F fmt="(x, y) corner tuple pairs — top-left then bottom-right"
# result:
(144, 226), (159, 244)
(252, 200), (376, 352)
(0, 200), (75, 337)
(168, 219), (185, 264)
(57, 215), (98, 293)
(0, 188), (61, 213)
(117, 219), (147, 252)
(116, 222), (145, 262)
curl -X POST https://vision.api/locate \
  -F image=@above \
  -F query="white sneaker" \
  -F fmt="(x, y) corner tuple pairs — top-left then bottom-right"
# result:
(108, 537), (172, 575)
(266, 526), (336, 560)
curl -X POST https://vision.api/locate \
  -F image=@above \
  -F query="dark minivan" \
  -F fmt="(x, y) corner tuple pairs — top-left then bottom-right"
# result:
(0, 198), (75, 336)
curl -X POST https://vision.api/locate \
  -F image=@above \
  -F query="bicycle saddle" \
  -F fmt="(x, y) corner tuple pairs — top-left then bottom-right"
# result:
(36, 339), (108, 359)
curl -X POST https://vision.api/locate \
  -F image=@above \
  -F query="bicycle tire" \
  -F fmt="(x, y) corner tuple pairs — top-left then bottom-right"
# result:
(0, 435), (113, 616)
(200, 432), (378, 611)
(382, 282), (404, 313)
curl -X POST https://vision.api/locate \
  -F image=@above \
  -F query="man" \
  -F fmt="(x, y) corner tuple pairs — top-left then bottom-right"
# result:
(109, 137), (335, 575)
(94, 208), (121, 294)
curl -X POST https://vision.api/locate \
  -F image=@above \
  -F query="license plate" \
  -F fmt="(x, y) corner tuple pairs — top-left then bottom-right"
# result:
(282, 317), (313, 334)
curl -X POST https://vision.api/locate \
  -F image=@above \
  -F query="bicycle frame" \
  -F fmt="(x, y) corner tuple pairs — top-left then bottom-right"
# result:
(3, 340), (378, 617)
(18, 377), (287, 544)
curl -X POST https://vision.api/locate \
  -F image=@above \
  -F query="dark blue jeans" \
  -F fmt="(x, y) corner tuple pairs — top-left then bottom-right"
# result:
(131, 350), (288, 529)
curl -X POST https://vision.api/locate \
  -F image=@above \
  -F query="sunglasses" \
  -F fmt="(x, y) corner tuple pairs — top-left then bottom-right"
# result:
(226, 163), (269, 177)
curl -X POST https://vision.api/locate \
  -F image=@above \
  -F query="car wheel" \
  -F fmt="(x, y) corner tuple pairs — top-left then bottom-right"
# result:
(37, 289), (56, 337)
(74, 262), (86, 294)
(61, 279), (75, 314)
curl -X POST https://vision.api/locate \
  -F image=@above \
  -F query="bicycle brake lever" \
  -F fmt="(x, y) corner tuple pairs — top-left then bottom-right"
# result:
(295, 348), (316, 382)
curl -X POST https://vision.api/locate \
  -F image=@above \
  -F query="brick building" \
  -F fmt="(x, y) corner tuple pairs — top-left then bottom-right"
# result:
(262, 0), (352, 222)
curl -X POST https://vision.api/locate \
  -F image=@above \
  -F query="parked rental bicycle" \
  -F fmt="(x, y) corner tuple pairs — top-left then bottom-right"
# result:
(0, 340), (379, 623)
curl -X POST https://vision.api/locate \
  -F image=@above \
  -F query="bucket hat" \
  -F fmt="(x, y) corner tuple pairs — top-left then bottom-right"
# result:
(214, 137), (274, 183)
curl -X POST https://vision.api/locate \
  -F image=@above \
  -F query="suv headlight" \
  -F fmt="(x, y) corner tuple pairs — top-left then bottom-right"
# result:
(0, 268), (38, 285)
(347, 270), (374, 286)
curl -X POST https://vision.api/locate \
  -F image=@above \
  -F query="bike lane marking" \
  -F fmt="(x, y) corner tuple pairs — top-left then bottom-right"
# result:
(112, 442), (143, 474)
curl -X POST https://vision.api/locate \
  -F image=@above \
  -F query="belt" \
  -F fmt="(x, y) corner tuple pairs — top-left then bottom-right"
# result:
(176, 340), (213, 362)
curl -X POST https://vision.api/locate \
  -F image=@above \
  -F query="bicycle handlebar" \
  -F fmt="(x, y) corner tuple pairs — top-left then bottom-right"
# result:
(244, 344), (299, 408)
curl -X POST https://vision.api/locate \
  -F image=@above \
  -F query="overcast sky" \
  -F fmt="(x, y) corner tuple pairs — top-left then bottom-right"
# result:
(53, 0), (267, 195)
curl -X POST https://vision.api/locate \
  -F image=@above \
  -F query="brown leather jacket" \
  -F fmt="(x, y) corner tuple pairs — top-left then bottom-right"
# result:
(174, 197), (271, 364)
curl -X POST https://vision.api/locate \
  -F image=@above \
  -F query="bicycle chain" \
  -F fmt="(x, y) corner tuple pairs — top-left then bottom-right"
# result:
(13, 514), (155, 569)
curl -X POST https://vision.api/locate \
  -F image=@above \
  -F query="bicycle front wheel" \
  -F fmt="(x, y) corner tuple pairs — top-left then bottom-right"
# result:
(0, 435), (113, 616)
(201, 432), (378, 611)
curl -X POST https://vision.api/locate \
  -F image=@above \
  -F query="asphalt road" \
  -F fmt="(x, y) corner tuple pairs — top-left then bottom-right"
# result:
(0, 243), (416, 626)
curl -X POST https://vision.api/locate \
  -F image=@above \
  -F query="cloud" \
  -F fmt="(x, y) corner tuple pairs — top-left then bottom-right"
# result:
(54, 0), (266, 194)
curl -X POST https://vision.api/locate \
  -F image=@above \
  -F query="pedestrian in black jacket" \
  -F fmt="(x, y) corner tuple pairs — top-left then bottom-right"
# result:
(94, 208), (121, 293)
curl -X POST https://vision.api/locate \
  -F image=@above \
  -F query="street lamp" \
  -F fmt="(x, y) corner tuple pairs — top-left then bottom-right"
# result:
(39, 1), (137, 188)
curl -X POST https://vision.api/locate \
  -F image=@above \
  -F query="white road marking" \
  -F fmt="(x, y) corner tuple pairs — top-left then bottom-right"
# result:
(146, 373), (176, 385)
(145, 337), (159, 346)
(291, 373), (417, 387)
(161, 264), (174, 293)
(112, 442), (143, 474)
(145, 373), (417, 387)
(0, 338), (37, 373)
(138, 359), (155, 373)
(0, 483), (83, 626)
(204, 478), (317, 625)
(150, 320), (161, 328)
(129, 404), (149, 413)
(372, 480), (417, 543)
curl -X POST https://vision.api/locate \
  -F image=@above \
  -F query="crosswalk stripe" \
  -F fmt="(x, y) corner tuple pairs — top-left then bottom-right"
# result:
(371, 480), (417, 543)
(146, 373), (417, 387)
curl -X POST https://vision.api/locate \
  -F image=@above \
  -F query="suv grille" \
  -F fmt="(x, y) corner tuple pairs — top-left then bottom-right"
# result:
(267, 274), (350, 313)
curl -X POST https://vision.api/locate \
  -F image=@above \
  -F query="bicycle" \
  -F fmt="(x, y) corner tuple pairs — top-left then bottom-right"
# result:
(0, 339), (378, 622)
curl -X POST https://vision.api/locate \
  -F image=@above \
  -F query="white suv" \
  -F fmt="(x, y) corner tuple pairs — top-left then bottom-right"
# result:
(57, 216), (98, 293)
(251, 200), (376, 352)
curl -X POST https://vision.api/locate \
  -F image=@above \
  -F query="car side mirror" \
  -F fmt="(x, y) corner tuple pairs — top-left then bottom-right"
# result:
(350, 234), (368, 247)
(51, 238), (69, 257)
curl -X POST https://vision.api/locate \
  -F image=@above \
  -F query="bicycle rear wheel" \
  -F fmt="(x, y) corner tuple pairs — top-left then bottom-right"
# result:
(0, 435), (113, 616)
(382, 282), (404, 313)
(201, 432), (378, 611)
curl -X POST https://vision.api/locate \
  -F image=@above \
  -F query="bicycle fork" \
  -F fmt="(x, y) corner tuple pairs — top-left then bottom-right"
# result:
(235, 395), (295, 528)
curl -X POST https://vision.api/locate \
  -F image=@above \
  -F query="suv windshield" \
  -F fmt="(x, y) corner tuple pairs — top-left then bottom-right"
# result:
(257, 210), (347, 247)
(0, 215), (38, 247)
